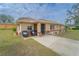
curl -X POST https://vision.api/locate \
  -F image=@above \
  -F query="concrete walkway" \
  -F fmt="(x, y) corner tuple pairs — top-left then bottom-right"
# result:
(32, 35), (79, 56)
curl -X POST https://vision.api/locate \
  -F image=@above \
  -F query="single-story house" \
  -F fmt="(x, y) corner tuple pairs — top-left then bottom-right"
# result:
(16, 17), (65, 36)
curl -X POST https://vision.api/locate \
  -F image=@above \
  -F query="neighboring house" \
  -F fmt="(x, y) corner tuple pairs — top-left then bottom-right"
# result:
(16, 17), (65, 36)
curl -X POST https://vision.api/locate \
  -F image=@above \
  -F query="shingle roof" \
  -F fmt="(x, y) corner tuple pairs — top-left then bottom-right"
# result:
(16, 17), (53, 23)
(18, 17), (35, 20)
(16, 17), (37, 23)
(39, 19), (64, 25)
(16, 17), (64, 25)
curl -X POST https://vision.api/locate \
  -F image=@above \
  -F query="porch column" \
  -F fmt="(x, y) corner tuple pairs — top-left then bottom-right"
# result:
(19, 24), (21, 33)
(37, 23), (41, 36)
(16, 24), (21, 35)
(17, 24), (21, 35)
(45, 24), (51, 33)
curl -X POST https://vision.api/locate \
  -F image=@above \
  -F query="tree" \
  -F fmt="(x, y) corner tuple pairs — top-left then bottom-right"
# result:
(0, 14), (14, 23)
(65, 4), (79, 27)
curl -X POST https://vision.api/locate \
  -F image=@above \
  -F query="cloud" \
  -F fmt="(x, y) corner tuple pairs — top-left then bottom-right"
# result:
(0, 3), (73, 24)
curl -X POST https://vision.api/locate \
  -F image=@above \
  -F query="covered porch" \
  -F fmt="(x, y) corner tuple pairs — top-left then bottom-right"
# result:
(16, 22), (51, 36)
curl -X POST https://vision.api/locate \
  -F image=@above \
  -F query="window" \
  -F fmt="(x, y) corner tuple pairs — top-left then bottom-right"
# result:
(50, 25), (54, 30)
(52, 25), (55, 30)
(27, 26), (32, 30)
(50, 25), (52, 30)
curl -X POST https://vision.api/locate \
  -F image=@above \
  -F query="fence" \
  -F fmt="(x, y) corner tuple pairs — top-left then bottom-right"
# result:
(0, 24), (16, 29)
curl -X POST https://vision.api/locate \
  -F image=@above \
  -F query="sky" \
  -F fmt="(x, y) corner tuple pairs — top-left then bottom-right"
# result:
(0, 3), (74, 24)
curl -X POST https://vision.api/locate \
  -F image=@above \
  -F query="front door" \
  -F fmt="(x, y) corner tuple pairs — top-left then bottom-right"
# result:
(41, 24), (45, 34)
(34, 24), (37, 31)
(34, 24), (37, 35)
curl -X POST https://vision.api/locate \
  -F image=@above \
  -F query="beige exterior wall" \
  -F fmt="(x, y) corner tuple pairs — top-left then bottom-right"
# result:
(60, 25), (65, 32)
(37, 23), (41, 36)
(37, 23), (51, 36)
(50, 24), (65, 35)
(60, 25), (65, 30)
(45, 24), (51, 32)
(52, 24), (65, 31)
(17, 22), (65, 36)
(17, 23), (34, 34)
(21, 23), (34, 31)
(16, 24), (20, 34)
(54, 25), (60, 30)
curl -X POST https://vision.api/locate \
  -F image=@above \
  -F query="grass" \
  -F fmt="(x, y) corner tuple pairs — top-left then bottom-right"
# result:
(58, 30), (79, 41)
(0, 30), (59, 56)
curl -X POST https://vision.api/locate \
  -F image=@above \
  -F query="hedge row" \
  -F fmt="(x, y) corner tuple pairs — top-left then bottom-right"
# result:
(0, 28), (16, 32)
(71, 26), (79, 30)
(72, 28), (79, 30)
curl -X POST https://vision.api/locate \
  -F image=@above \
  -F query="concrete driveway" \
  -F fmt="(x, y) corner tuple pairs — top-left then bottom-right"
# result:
(32, 35), (79, 56)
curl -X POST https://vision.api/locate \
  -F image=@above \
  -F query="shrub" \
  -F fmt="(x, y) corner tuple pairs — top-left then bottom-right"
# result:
(0, 28), (16, 32)
(0, 28), (6, 30)
(12, 28), (16, 32)
(76, 26), (79, 28)
(72, 27), (79, 30)
(0, 28), (10, 30)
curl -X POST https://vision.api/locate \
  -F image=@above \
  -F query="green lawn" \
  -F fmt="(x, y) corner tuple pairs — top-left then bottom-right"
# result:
(0, 30), (59, 56)
(59, 30), (79, 41)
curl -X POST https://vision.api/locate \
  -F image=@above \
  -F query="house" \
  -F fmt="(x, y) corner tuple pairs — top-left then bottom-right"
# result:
(16, 17), (65, 36)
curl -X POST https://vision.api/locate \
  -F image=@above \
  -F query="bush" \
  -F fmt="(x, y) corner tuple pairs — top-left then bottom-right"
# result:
(0, 28), (11, 30)
(72, 27), (79, 30)
(0, 28), (6, 30)
(12, 28), (16, 32)
(76, 26), (79, 28)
